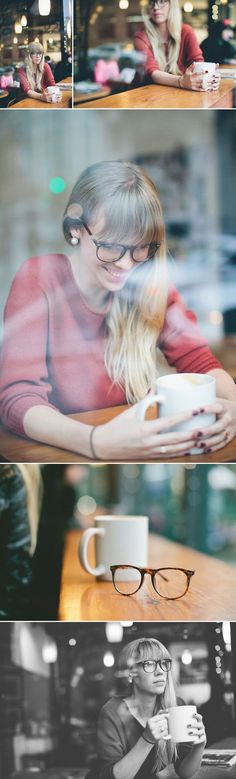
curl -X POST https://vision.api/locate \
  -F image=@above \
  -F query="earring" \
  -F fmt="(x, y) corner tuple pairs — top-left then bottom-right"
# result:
(128, 675), (133, 684)
(70, 236), (79, 246)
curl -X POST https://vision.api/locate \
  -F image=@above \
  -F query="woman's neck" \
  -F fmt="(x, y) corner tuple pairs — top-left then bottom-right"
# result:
(158, 21), (169, 41)
(128, 691), (158, 721)
(68, 251), (111, 312)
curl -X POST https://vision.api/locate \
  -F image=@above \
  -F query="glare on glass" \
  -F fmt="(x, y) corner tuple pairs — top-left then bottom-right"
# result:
(110, 566), (195, 599)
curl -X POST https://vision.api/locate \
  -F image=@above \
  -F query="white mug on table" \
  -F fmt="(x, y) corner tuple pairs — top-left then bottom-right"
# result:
(78, 515), (149, 581)
(193, 61), (216, 89)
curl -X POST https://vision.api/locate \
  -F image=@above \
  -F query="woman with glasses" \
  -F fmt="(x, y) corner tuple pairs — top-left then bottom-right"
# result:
(18, 42), (59, 104)
(88, 637), (206, 778)
(134, 0), (220, 91)
(1, 160), (236, 460)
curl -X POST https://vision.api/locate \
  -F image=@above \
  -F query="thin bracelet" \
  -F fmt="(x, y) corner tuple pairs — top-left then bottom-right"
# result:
(178, 76), (182, 88)
(142, 733), (155, 745)
(89, 426), (100, 460)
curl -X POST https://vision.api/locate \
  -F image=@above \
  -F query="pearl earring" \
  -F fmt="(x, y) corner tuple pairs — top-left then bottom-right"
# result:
(128, 675), (133, 684)
(71, 236), (79, 246)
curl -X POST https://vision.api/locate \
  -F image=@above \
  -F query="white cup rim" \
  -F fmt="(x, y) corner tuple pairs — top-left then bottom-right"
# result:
(156, 373), (215, 389)
(95, 515), (148, 522)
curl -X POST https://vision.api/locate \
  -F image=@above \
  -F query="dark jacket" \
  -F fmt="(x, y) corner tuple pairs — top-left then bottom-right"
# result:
(0, 465), (32, 619)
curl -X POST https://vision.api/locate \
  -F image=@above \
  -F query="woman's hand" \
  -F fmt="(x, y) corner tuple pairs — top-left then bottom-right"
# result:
(188, 398), (236, 454)
(179, 65), (220, 92)
(187, 713), (206, 746)
(143, 712), (169, 744)
(41, 91), (62, 103)
(92, 404), (211, 460)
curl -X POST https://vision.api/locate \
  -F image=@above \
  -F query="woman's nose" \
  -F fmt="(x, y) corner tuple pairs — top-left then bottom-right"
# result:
(115, 250), (134, 270)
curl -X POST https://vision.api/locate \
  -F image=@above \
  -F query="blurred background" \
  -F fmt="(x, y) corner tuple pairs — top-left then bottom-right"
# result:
(0, 110), (236, 375)
(0, 1), (72, 67)
(30, 462), (236, 618)
(75, 0), (236, 85)
(0, 620), (235, 778)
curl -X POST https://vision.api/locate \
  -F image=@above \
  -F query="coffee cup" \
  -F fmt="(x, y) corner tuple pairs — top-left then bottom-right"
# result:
(192, 61), (216, 89)
(136, 373), (216, 453)
(46, 86), (60, 102)
(78, 515), (149, 581)
(167, 705), (197, 743)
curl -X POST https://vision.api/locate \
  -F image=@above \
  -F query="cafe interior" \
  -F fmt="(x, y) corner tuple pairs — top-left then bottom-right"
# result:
(2, 462), (236, 621)
(75, 0), (236, 102)
(0, 620), (235, 778)
(0, 0), (72, 107)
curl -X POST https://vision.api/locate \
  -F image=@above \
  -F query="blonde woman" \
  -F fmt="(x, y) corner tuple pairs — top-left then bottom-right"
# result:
(18, 42), (58, 103)
(1, 161), (236, 460)
(87, 637), (206, 779)
(0, 465), (41, 618)
(134, 0), (220, 91)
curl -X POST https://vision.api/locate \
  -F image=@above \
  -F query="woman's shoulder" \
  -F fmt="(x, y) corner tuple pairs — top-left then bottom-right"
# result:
(134, 28), (150, 45)
(100, 696), (125, 715)
(181, 23), (198, 40)
(11, 254), (69, 288)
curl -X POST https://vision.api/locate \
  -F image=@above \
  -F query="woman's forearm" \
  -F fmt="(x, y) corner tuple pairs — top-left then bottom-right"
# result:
(113, 736), (153, 779)
(23, 405), (94, 457)
(151, 69), (180, 87)
(177, 741), (206, 778)
(26, 89), (44, 101)
(208, 368), (236, 400)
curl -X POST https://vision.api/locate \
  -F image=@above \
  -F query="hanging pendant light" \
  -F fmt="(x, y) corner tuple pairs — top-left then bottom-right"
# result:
(21, 15), (28, 27)
(15, 21), (22, 33)
(39, 0), (51, 16)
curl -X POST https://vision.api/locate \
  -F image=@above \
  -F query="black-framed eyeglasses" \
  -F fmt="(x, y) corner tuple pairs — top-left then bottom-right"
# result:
(83, 221), (160, 264)
(136, 658), (172, 673)
(110, 566), (195, 599)
(149, 0), (169, 8)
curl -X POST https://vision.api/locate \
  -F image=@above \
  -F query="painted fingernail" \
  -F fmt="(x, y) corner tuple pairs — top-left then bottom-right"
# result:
(204, 448), (212, 453)
(194, 431), (203, 438)
(192, 408), (205, 416)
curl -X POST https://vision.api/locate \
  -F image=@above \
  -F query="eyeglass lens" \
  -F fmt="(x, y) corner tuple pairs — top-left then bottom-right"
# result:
(112, 567), (189, 598)
(142, 659), (172, 673)
(96, 244), (156, 263)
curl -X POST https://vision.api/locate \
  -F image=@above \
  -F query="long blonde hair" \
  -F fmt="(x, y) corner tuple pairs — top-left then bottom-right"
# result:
(1, 465), (42, 555)
(63, 161), (168, 404)
(25, 42), (45, 90)
(143, 0), (182, 74)
(118, 638), (177, 774)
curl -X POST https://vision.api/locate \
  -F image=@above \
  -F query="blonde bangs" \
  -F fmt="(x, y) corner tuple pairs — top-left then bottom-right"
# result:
(95, 182), (164, 247)
(135, 638), (171, 664)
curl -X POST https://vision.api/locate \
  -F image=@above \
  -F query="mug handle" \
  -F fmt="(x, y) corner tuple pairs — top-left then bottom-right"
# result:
(136, 393), (165, 422)
(78, 528), (106, 576)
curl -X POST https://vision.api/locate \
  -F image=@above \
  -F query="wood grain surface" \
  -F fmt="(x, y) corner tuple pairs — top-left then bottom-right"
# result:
(9, 77), (72, 109)
(76, 79), (235, 109)
(58, 530), (236, 622)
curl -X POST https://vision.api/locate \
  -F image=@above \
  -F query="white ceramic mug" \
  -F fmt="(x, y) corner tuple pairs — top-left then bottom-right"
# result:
(167, 705), (197, 743)
(136, 373), (216, 453)
(193, 61), (216, 89)
(78, 515), (149, 581)
(46, 86), (60, 102)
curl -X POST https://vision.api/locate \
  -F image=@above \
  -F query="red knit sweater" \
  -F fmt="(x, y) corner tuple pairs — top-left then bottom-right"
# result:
(134, 24), (204, 76)
(0, 254), (221, 437)
(18, 62), (55, 94)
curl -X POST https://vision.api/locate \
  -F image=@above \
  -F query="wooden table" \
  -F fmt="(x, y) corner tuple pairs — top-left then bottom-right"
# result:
(74, 86), (111, 104)
(1, 404), (236, 463)
(78, 80), (236, 109)
(9, 77), (72, 109)
(58, 530), (236, 621)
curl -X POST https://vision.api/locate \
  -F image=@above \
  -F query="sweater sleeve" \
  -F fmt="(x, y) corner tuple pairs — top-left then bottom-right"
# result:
(134, 30), (159, 75)
(43, 62), (55, 87)
(96, 705), (127, 779)
(0, 259), (60, 437)
(159, 286), (222, 374)
(182, 25), (204, 68)
(18, 68), (31, 93)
